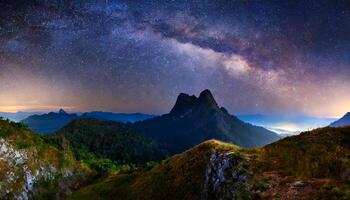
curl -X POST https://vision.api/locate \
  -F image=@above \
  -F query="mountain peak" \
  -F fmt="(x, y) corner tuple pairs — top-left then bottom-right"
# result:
(170, 93), (197, 115)
(58, 109), (67, 114)
(198, 89), (218, 108)
(169, 89), (219, 115)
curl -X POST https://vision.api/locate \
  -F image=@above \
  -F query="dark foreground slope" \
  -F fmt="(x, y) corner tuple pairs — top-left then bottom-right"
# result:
(55, 119), (167, 165)
(68, 127), (350, 200)
(136, 89), (280, 154)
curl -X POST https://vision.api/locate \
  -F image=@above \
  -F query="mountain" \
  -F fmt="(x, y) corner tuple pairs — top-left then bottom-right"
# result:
(55, 119), (167, 165)
(21, 109), (79, 134)
(330, 112), (350, 127)
(135, 89), (280, 154)
(21, 110), (155, 134)
(0, 112), (44, 122)
(68, 126), (350, 200)
(0, 118), (91, 199)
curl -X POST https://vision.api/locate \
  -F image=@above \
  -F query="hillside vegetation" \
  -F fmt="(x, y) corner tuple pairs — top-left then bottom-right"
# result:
(54, 119), (167, 165)
(68, 126), (350, 200)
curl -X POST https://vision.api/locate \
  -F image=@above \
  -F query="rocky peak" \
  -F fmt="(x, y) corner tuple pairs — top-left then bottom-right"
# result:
(170, 89), (220, 115)
(197, 89), (219, 109)
(58, 109), (67, 114)
(170, 93), (197, 115)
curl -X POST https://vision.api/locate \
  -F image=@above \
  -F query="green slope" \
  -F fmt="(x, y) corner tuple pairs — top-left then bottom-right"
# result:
(68, 127), (350, 200)
(54, 119), (167, 165)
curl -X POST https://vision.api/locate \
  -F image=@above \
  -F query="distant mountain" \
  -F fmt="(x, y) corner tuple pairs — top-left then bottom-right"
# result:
(135, 89), (280, 154)
(55, 119), (167, 165)
(21, 110), (155, 134)
(21, 109), (78, 134)
(0, 111), (44, 122)
(330, 112), (350, 127)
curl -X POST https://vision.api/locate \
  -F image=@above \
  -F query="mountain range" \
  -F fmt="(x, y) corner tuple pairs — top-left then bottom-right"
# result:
(0, 112), (44, 122)
(20, 110), (155, 134)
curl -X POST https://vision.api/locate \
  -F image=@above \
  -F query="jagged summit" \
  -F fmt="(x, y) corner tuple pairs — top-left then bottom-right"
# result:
(170, 89), (219, 115)
(58, 109), (67, 114)
(170, 93), (197, 115)
(197, 89), (219, 109)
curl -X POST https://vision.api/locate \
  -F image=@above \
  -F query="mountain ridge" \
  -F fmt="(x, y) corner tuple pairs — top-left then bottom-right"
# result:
(21, 110), (155, 134)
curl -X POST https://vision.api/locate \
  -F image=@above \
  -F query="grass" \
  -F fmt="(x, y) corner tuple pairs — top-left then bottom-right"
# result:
(68, 127), (350, 200)
(68, 140), (240, 200)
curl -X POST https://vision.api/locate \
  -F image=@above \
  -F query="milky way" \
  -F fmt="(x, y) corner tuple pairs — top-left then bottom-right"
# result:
(0, 0), (349, 117)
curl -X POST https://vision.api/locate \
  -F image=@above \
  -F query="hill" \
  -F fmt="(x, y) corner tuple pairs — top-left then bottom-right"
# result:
(0, 118), (90, 199)
(67, 140), (249, 200)
(54, 119), (167, 165)
(135, 89), (280, 154)
(330, 112), (350, 127)
(68, 126), (350, 200)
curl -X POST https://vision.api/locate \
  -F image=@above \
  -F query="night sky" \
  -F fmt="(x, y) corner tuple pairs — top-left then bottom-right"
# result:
(0, 0), (349, 117)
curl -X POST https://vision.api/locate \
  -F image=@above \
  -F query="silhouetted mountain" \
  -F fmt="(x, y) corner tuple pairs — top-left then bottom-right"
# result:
(136, 89), (281, 154)
(21, 110), (155, 134)
(21, 109), (79, 134)
(330, 112), (350, 127)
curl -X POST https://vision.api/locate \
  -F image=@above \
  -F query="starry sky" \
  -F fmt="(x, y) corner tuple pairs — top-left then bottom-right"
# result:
(0, 0), (349, 117)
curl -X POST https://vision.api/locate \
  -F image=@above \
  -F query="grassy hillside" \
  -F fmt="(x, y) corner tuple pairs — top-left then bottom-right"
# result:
(252, 126), (350, 199)
(67, 140), (252, 200)
(68, 127), (350, 200)
(0, 119), (91, 199)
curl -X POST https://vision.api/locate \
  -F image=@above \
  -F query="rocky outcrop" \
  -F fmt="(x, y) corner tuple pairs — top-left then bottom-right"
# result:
(0, 138), (75, 200)
(202, 150), (250, 200)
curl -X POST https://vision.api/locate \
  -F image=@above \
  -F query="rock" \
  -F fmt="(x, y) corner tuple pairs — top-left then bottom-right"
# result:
(291, 181), (305, 187)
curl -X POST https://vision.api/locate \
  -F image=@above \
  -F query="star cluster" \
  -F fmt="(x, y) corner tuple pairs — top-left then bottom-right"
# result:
(0, 0), (349, 117)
